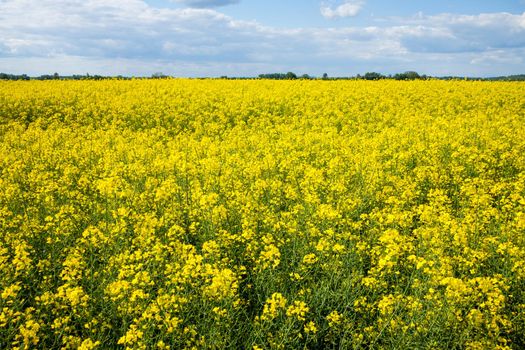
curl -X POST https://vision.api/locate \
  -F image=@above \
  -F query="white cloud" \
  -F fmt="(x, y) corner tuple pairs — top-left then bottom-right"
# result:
(320, 0), (364, 19)
(399, 12), (525, 53)
(172, 0), (240, 8)
(0, 0), (523, 76)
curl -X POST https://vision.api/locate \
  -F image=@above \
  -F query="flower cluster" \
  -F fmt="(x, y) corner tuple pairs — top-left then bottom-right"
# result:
(0, 79), (524, 349)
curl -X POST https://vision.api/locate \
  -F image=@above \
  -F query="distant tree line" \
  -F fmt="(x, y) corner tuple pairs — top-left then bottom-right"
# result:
(1, 71), (525, 81)
(257, 71), (430, 80)
(440, 74), (525, 81)
(0, 72), (131, 80)
(258, 72), (301, 80)
(0, 73), (30, 80)
(253, 71), (525, 81)
(361, 71), (429, 80)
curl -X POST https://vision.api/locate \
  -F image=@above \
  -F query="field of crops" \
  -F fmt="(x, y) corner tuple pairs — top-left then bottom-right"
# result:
(0, 79), (524, 349)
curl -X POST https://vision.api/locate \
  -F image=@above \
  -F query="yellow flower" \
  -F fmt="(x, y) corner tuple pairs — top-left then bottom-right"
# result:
(78, 338), (101, 350)
(260, 292), (287, 321)
(304, 321), (317, 334)
(326, 310), (343, 327)
(118, 325), (143, 346)
(258, 244), (281, 270)
(204, 268), (238, 300)
(286, 301), (309, 321)
(1, 283), (21, 300)
(19, 319), (40, 346)
(302, 253), (318, 265)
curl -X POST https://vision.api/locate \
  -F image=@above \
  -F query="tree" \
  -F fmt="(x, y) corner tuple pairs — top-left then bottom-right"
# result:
(405, 71), (420, 80)
(394, 71), (421, 80)
(285, 72), (297, 80)
(259, 73), (296, 80)
(0, 73), (30, 80)
(322, 73), (328, 80)
(152, 72), (168, 79)
(363, 72), (385, 80)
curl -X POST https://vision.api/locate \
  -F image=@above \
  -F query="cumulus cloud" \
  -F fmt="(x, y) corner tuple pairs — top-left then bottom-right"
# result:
(320, 0), (364, 19)
(0, 0), (244, 60)
(0, 0), (523, 76)
(399, 12), (525, 53)
(172, 0), (240, 8)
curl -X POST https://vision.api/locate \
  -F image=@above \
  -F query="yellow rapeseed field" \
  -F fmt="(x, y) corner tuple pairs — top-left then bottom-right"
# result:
(0, 79), (525, 349)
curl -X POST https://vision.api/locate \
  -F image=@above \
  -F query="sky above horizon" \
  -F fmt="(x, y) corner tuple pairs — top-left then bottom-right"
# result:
(1, 0), (524, 77)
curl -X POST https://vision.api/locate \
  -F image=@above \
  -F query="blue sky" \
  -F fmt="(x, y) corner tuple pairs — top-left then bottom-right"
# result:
(0, 0), (524, 77)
